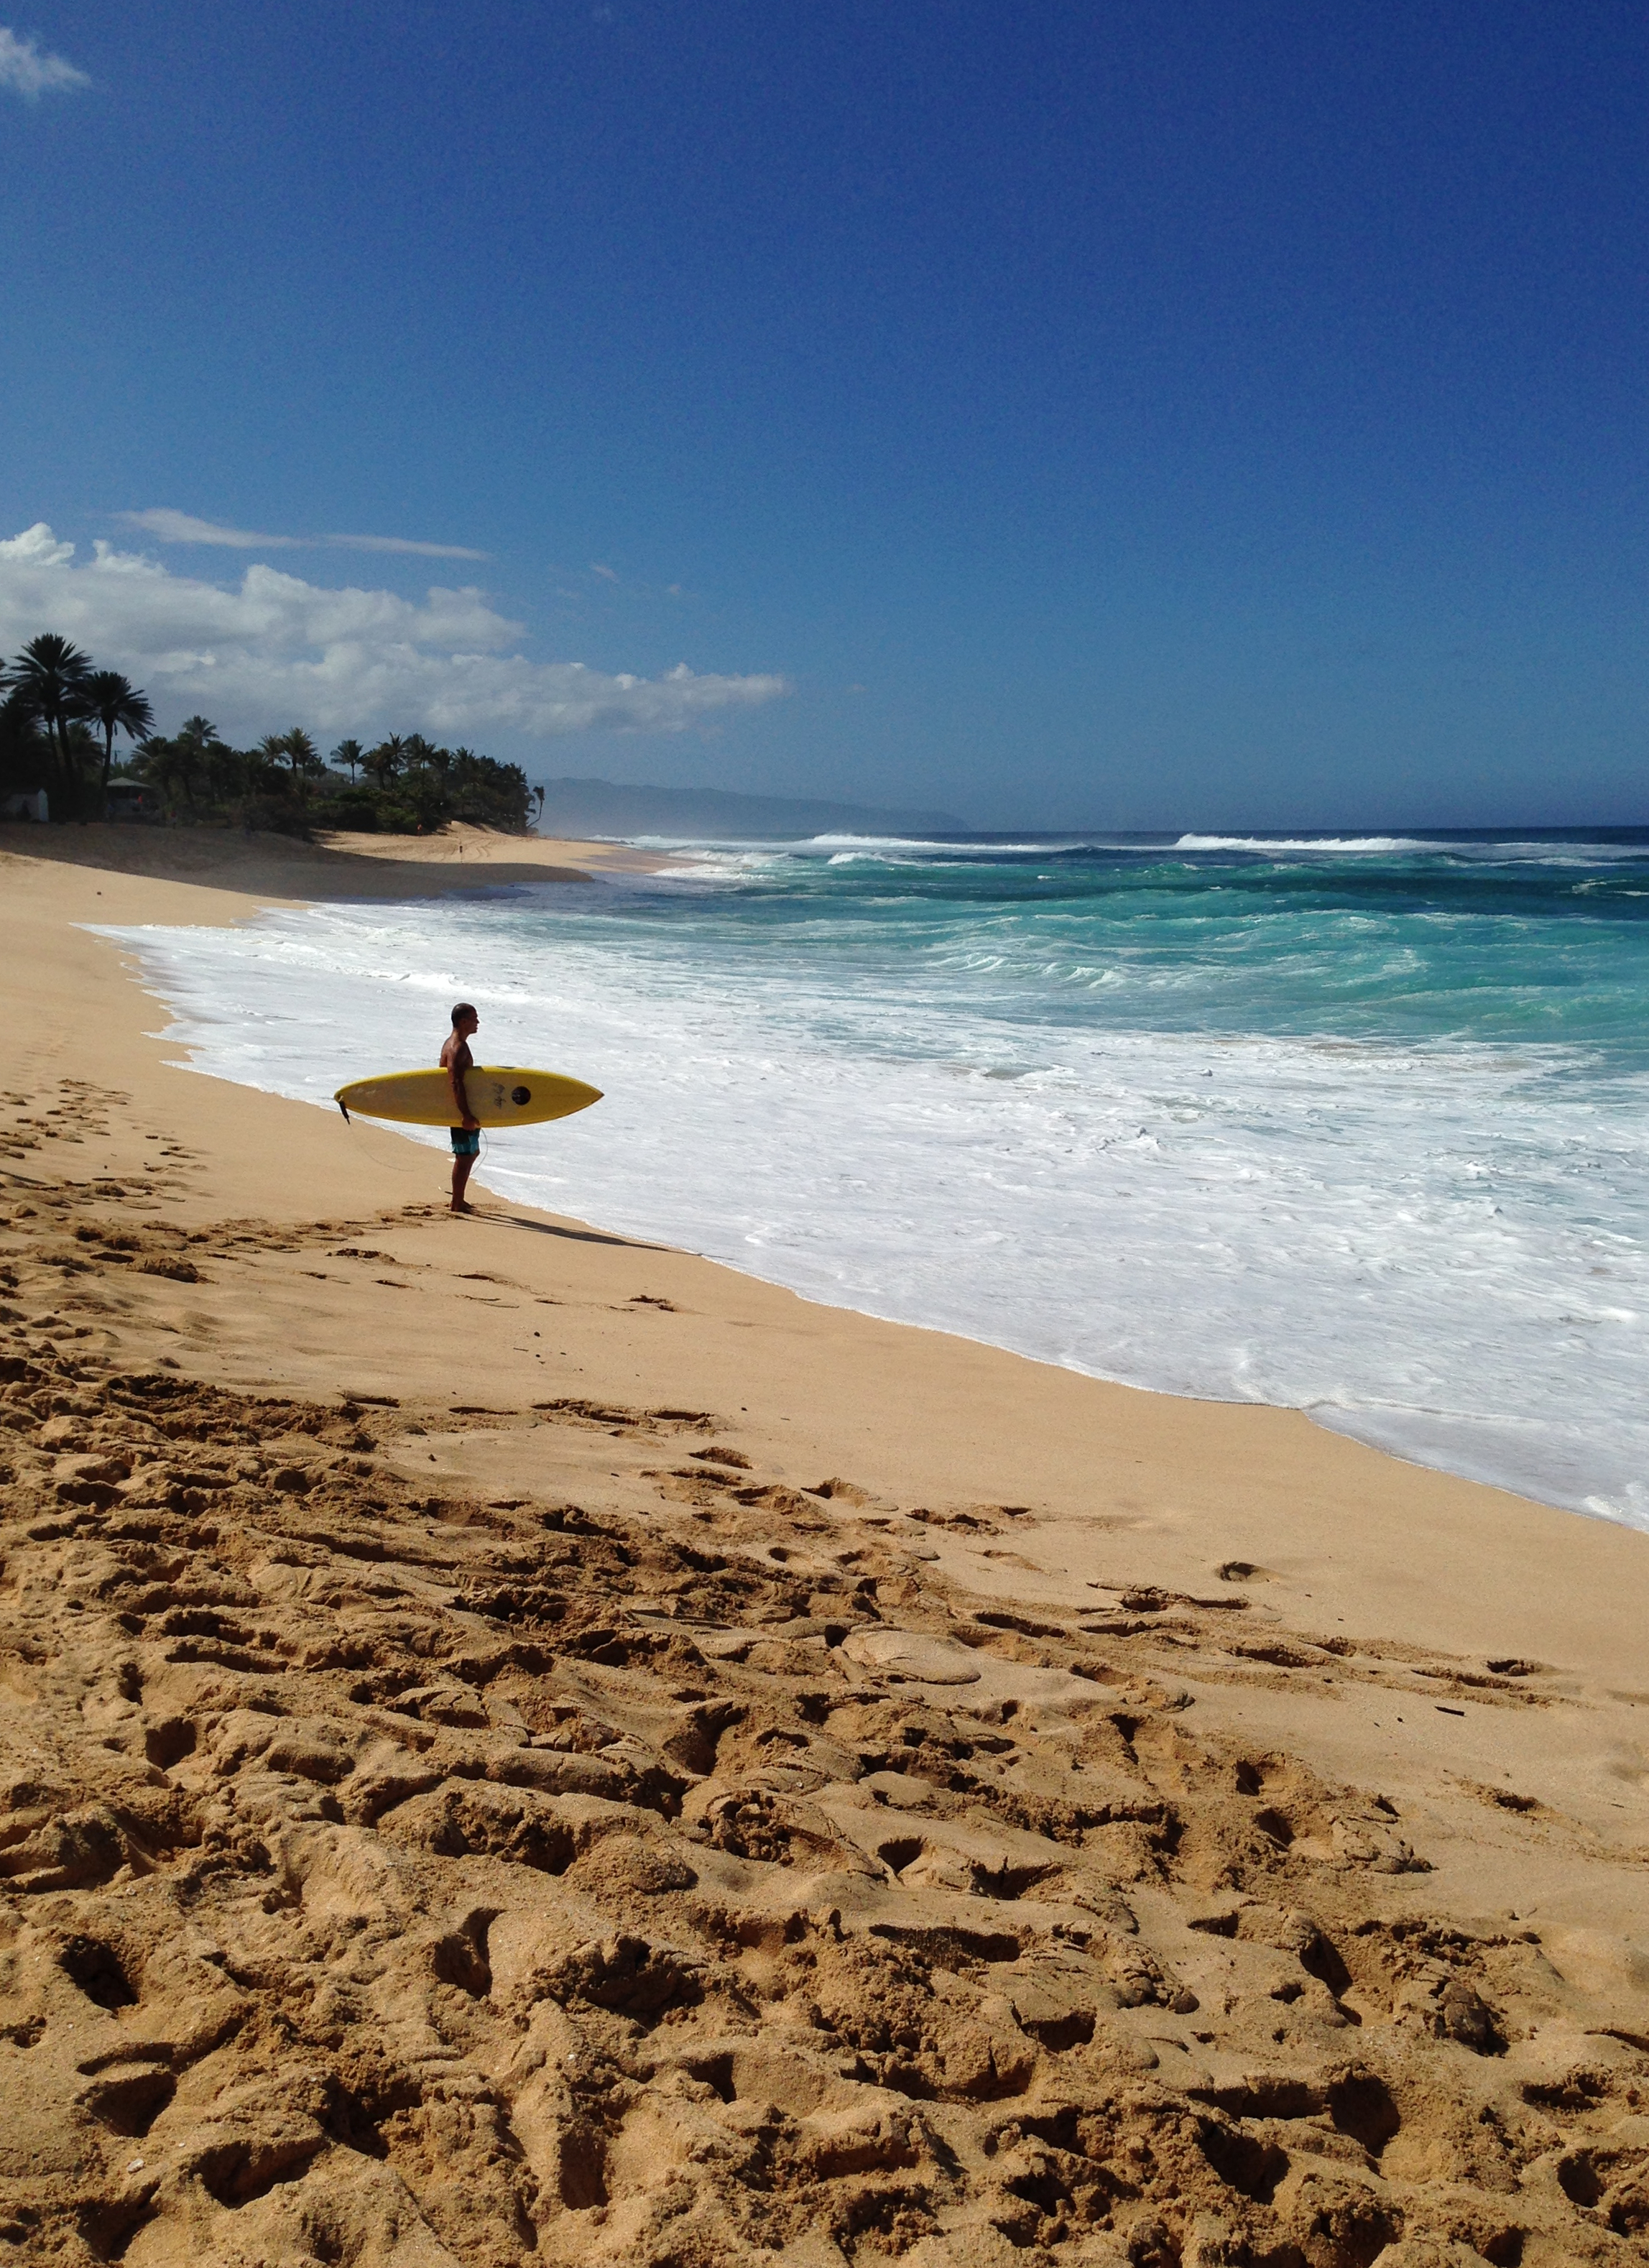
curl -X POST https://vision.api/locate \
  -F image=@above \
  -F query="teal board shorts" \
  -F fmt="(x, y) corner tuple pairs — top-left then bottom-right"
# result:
(450, 1127), (481, 1158)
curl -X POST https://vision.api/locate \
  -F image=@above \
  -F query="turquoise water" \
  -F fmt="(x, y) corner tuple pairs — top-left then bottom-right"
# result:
(106, 827), (1649, 1525)
(663, 829), (1649, 1054)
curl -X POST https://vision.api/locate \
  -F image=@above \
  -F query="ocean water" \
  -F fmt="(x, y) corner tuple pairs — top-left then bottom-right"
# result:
(99, 828), (1649, 1528)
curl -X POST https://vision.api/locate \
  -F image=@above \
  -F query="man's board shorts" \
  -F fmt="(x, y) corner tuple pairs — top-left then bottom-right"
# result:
(450, 1127), (481, 1158)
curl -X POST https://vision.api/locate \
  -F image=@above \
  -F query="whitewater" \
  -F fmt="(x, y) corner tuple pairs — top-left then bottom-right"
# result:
(99, 828), (1649, 1529)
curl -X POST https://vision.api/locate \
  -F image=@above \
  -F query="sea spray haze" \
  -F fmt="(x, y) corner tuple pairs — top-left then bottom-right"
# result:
(104, 829), (1649, 1526)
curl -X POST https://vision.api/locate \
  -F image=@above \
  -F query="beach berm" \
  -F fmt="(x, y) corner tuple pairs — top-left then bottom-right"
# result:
(2, 821), (1648, 2267)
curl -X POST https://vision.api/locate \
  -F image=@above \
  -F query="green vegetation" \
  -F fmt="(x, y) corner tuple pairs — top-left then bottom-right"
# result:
(0, 632), (541, 834)
(0, 635), (144, 821)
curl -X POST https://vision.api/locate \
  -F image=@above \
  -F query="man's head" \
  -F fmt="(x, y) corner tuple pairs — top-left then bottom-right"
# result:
(451, 1002), (479, 1036)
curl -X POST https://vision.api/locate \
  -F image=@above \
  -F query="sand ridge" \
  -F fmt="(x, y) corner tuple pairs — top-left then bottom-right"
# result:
(0, 818), (668, 905)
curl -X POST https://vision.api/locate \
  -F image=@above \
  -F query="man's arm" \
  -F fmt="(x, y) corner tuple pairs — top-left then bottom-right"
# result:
(447, 1041), (479, 1128)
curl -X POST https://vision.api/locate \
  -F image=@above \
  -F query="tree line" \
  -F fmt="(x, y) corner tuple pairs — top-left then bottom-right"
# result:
(0, 632), (542, 834)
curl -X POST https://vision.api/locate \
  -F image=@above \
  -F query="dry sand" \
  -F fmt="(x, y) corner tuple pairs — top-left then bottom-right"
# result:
(1, 821), (1647, 2267)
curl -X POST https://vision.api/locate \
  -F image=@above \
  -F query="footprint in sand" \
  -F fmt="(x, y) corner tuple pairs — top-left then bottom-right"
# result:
(841, 1626), (981, 1684)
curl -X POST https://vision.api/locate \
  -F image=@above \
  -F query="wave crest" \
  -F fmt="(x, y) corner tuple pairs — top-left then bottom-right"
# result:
(1174, 834), (1433, 854)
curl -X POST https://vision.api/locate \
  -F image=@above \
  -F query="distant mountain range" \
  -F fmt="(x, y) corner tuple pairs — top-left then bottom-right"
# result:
(533, 776), (967, 842)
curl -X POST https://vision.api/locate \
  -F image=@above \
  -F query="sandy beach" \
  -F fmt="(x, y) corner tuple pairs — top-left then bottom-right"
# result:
(3, 820), (1647, 2267)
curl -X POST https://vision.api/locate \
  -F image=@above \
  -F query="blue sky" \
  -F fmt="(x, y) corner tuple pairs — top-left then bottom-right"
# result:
(2, 1), (1645, 826)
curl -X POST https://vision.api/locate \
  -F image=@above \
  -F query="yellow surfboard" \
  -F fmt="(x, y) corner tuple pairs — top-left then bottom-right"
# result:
(333, 1066), (603, 1128)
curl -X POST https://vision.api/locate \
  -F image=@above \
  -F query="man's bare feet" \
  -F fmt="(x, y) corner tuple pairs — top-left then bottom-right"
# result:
(451, 1199), (475, 1214)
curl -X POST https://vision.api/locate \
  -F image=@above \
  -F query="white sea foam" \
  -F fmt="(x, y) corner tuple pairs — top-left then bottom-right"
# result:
(1175, 834), (1443, 853)
(634, 846), (783, 881)
(622, 829), (1649, 873)
(806, 834), (1088, 854)
(96, 887), (1649, 1531)
(1173, 832), (1649, 865)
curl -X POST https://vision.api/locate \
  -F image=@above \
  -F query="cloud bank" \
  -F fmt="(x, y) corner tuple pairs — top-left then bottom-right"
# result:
(0, 26), (88, 98)
(0, 526), (787, 740)
(119, 509), (489, 561)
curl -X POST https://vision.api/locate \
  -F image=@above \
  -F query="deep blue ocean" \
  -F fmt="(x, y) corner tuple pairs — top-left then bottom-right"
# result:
(106, 827), (1649, 1526)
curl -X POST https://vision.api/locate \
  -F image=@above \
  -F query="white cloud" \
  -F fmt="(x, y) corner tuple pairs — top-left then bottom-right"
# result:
(0, 25), (88, 98)
(118, 508), (488, 561)
(120, 510), (299, 550)
(324, 531), (489, 560)
(0, 525), (788, 740)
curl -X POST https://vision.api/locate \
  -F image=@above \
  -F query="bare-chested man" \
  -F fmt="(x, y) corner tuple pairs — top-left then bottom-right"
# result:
(440, 1002), (481, 1213)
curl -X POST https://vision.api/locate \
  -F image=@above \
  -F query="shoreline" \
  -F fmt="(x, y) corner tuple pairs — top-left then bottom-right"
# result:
(4, 820), (1648, 2263)
(6, 819), (1643, 1641)
(75, 821), (1634, 1533)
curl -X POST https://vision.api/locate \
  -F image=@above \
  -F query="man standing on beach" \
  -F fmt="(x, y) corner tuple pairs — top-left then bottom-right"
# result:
(441, 1002), (481, 1213)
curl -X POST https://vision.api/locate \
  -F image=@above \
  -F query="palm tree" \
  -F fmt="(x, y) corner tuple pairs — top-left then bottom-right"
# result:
(204, 735), (246, 807)
(0, 688), (50, 798)
(399, 735), (451, 829)
(176, 715), (226, 780)
(1, 635), (93, 816)
(73, 670), (154, 820)
(331, 738), (364, 785)
(364, 734), (405, 792)
(282, 727), (320, 778)
(134, 737), (192, 813)
(139, 716), (225, 813)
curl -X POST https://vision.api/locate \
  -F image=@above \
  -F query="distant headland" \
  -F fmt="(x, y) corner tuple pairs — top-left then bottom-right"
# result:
(532, 775), (967, 841)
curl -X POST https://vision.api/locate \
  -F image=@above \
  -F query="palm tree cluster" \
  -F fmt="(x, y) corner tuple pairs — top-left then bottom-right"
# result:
(134, 722), (537, 834)
(0, 635), (153, 820)
(0, 632), (540, 835)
